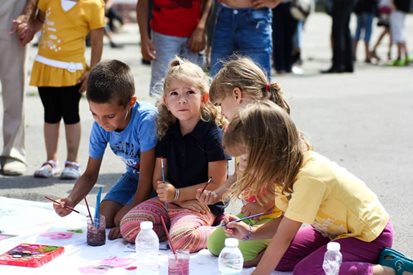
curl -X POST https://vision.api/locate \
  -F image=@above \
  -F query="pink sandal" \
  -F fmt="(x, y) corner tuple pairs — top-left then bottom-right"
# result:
(34, 160), (60, 178)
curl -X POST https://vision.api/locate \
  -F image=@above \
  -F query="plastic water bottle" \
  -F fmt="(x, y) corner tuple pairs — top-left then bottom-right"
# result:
(322, 242), (342, 275)
(218, 238), (244, 275)
(135, 221), (160, 275)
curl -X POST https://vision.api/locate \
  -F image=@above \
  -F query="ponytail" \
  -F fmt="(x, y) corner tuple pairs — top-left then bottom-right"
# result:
(262, 83), (291, 114)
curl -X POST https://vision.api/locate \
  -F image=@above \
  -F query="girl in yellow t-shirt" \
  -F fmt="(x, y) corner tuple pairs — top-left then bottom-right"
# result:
(221, 101), (404, 275)
(26, 0), (105, 179)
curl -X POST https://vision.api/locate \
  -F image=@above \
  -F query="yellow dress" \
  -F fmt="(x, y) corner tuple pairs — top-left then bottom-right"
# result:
(30, 0), (105, 87)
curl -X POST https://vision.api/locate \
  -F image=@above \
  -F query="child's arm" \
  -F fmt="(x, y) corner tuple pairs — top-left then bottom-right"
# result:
(187, 0), (212, 52)
(136, 0), (155, 60)
(78, 27), (104, 93)
(196, 173), (235, 205)
(112, 149), (155, 227)
(156, 160), (228, 203)
(252, 217), (302, 275)
(53, 157), (102, 216)
(131, 148), (156, 206)
(225, 215), (301, 275)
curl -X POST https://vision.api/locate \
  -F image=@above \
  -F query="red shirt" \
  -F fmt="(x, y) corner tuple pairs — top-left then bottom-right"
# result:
(151, 0), (202, 37)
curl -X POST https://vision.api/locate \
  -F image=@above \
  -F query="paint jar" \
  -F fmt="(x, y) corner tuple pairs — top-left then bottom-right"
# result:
(87, 215), (106, 246)
(168, 249), (190, 275)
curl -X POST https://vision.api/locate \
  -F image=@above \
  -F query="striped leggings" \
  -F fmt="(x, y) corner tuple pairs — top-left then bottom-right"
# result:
(120, 197), (216, 253)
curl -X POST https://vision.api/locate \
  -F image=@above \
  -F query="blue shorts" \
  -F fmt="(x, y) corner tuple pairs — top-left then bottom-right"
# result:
(103, 172), (139, 205)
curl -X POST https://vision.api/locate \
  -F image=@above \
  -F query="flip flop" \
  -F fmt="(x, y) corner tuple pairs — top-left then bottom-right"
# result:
(379, 248), (413, 275)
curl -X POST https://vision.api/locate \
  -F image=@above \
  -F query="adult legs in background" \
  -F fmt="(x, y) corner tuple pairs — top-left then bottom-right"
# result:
(0, 0), (27, 176)
(150, 31), (203, 96)
(324, 0), (355, 73)
(210, 4), (272, 80)
(272, 3), (298, 74)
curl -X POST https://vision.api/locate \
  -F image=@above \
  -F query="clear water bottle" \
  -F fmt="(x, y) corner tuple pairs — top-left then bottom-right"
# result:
(322, 242), (342, 275)
(218, 238), (244, 275)
(135, 221), (160, 275)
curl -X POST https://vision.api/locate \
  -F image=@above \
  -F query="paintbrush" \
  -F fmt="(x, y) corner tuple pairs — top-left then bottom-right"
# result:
(200, 177), (213, 194)
(219, 212), (266, 227)
(45, 196), (80, 214)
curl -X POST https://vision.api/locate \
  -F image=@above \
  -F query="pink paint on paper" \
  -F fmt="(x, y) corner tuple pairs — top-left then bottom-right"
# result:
(41, 231), (74, 240)
(79, 257), (136, 274)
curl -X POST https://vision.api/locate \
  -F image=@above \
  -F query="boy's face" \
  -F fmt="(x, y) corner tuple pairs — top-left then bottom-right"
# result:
(88, 100), (133, 132)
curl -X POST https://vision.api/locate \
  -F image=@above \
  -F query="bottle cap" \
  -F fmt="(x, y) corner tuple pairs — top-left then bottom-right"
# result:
(327, 242), (340, 251)
(141, 221), (153, 230)
(225, 238), (239, 247)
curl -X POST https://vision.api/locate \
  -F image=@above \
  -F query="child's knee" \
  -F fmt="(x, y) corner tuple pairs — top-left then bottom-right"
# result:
(207, 227), (226, 256)
(119, 213), (141, 243)
(170, 228), (209, 253)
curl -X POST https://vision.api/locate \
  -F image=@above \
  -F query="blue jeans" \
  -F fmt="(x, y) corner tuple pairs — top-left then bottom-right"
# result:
(354, 13), (374, 43)
(210, 3), (272, 80)
(150, 31), (204, 96)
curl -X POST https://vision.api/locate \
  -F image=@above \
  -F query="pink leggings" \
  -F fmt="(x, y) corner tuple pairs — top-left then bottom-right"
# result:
(120, 198), (215, 253)
(276, 221), (394, 274)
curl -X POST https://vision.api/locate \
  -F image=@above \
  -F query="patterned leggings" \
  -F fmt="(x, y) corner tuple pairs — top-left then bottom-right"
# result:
(120, 198), (216, 253)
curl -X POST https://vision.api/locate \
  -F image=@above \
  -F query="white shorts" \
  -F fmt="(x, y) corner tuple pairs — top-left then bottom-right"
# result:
(390, 11), (406, 43)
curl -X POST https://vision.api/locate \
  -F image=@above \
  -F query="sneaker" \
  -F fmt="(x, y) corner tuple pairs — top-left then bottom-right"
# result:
(60, 161), (81, 179)
(2, 158), (26, 176)
(34, 160), (60, 178)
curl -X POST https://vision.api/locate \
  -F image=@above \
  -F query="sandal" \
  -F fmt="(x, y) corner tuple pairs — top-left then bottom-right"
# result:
(34, 160), (60, 178)
(378, 247), (413, 275)
(60, 161), (81, 179)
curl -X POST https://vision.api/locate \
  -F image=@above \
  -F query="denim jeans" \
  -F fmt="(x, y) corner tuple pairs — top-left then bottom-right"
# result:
(210, 3), (272, 80)
(150, 31), (204, 96)
(354, 13), (374, 42)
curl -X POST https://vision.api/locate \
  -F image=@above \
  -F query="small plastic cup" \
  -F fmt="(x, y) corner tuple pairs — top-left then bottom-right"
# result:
(87, 215), (106, 246)
(168, 249), (190, 275)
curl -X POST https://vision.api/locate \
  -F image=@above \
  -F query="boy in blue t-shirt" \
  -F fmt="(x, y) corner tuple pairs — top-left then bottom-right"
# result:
(52, 60), (157, 240)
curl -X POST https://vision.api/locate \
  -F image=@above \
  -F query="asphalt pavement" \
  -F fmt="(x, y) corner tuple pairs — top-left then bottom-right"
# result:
(1, 13), (413, 257)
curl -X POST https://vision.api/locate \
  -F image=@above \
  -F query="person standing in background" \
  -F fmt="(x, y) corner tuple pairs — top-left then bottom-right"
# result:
(0, 0), (38, 176)
(209, 0), (280, 80)
(322, 0), (356, 73)
(137, 0), (212, 97)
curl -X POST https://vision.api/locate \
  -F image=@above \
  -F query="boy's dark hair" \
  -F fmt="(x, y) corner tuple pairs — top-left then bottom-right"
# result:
(87, 60), (135, 106)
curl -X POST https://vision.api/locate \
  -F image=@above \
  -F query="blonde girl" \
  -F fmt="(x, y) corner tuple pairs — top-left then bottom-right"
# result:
(198, 56), (290, 266)
(120, 57), (228, 252)
(223, 101), (396, 275)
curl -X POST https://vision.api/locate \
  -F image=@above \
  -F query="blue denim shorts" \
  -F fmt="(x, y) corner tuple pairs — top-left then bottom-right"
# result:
(103, 172), (139, 205)
(210, 3), (272, 79)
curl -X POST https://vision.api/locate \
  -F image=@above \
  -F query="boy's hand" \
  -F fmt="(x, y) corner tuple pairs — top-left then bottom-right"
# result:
(77, 70), (90, 93)
(156, 182), (176, 202)
(53, 197), (75, 217)
(174, 200), (210, 214)
(241, 202), (266, 217)
(108, 226), (122, 240)
(196, 189), (220, 205)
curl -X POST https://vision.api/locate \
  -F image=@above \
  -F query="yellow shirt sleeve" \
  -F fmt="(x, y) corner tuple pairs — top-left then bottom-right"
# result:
(86, 0), (105, 30)
(37, 0), (47, 11)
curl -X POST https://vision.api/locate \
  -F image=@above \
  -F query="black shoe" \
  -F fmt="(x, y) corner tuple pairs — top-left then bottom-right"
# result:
(141, 58), (151, 65)
(110, 41), (123, 48)
(321, 67), (344, 74)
